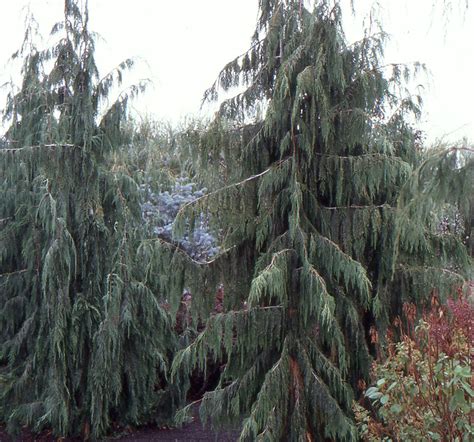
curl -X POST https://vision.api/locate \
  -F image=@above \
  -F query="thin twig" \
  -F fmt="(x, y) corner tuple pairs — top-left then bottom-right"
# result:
(176, 158), (290, 220)
(144, 236), (236, 266)
(313, 151), (404, 160)
(0, 268), (29, 278)
(320, 203), (392, 211)
(1, 143), (77, 153)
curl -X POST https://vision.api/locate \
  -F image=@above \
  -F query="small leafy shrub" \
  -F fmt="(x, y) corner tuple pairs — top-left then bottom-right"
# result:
(354, 293), (473, 441)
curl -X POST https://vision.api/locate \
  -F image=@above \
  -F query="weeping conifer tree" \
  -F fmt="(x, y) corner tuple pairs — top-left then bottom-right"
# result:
(172, 1), (471, 440)
(0, 1), (178, 438)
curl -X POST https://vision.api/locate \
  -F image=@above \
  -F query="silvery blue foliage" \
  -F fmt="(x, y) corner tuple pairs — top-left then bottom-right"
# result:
(438, 207), (465, 237)
(140, 177), (219, 261)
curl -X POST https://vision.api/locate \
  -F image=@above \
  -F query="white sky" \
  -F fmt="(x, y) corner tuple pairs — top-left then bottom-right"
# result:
(0, 0), (473, 143)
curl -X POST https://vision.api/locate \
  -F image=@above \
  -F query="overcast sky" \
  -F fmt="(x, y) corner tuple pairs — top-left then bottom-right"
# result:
(1, 0), (473, 143)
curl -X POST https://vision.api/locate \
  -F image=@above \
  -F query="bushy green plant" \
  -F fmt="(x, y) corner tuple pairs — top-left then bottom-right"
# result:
(354, 291), (473, 441)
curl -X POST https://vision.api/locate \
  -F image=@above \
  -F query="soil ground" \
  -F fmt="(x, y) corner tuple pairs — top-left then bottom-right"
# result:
(0, 406), (239, 442)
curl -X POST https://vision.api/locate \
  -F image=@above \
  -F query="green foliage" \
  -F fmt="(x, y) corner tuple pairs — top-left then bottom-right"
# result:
(398, 143), (474, 259)
(119, 117), (189, 187)
(171, 1), (471, 440)
(0, 2), (178, 439)
(354, 294), (473, 441)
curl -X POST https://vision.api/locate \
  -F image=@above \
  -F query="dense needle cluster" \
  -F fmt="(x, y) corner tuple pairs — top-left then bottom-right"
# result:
(141, 178), (220, 261)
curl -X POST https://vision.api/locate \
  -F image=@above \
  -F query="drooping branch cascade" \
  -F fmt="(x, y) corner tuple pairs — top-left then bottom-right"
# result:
(0, 1), (178, 438)
(171, 1), (471, 441)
